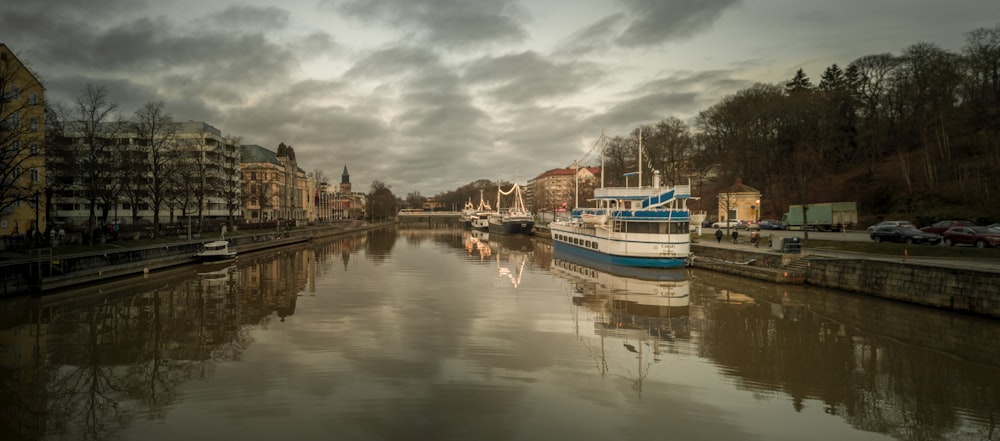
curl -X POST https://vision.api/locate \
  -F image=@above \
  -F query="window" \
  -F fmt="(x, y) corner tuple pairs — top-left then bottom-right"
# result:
(29, 118), (38, 132)
(31, 168), (39, 182)
(28, 92), (38, 106)
(30, 143), (39, 155)
(9, 112), (19, 128)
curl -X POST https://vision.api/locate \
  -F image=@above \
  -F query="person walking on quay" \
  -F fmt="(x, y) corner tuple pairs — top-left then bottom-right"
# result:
(731, 230), (739, 244)
(715, 228), (723, 243)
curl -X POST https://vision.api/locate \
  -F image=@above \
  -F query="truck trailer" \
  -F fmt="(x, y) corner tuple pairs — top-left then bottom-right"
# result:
(781, 202), (858, 231)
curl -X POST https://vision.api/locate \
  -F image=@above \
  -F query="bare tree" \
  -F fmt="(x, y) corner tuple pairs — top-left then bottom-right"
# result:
(215, 136), (243, 224)
(66, 85), (126, 244)
(132, 101), (179, 237)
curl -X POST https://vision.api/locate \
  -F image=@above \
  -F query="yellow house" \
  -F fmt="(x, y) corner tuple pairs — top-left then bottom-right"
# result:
(0, 43), (46, 238)
(717, 179), (762, 223)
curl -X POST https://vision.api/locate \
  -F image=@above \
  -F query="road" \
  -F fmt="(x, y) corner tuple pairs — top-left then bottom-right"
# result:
(694, 226), (1000, 273)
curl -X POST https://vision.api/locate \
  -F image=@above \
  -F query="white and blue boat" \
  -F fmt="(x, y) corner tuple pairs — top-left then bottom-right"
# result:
(549, 135), (692, 269)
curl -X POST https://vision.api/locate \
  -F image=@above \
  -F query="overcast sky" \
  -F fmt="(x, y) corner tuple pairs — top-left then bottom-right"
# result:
(3, 0), (998, 196)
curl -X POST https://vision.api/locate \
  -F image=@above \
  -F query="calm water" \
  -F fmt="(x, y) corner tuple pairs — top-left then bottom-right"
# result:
(1, 227), (998, 441)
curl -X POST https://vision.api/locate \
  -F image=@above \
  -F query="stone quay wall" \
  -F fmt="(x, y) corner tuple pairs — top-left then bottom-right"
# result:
(690, 242), (1000, 319)
(805, 259), (1000, 319)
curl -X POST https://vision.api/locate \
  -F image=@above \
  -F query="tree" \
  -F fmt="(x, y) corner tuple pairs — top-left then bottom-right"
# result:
(367, 180), (397, 221)
(405, 191), (424, 210)
(216, 137), (243, 223)
(132, 100), (180, 237)
(66, 84), (125, 244)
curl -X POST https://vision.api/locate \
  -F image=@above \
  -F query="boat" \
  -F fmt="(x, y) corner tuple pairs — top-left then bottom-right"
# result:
(549, 131), (692, 268)
(470, 190), (496, 231)
(196, 228), (237, 262)
(488, 182), (535, 235)
(459, 199), (477, 229)
(196, 239), (237, 262)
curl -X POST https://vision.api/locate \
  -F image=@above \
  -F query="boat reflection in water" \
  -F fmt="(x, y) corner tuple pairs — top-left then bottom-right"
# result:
(552, 250), (690, 396)
(490, 234), (535, 288)
(463, 229), (492, 261)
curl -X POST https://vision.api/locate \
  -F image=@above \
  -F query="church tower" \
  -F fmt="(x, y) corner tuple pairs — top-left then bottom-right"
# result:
(340, 165), (352, 193)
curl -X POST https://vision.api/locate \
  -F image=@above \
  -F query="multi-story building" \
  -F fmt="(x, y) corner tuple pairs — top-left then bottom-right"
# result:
(240, 143), (308, 225)
(527, 165), (601, 215)
(0, 44), (46, 237)
(48, 121), (241, 229)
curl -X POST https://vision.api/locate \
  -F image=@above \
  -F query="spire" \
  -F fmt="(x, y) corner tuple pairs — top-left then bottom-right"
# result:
(341, 164), (350, 184)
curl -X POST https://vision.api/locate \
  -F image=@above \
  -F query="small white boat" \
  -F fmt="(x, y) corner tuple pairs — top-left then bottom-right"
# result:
(196, 240), (237, 262)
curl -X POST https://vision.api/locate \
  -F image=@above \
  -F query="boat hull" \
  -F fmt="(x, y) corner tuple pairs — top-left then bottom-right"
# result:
(489, 219), (535, 235)
(552, 240), (686, 268)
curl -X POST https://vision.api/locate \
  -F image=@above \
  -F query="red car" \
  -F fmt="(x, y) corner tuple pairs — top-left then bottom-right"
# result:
(942, 226), (1000, 248)
(920, 220), (974, 235)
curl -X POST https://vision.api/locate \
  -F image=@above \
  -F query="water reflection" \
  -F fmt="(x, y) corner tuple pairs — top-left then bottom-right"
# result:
(551, 252), (691, 398)
(0, 234), (368, 441)
(0, 229), (997, 440)
(689, 271), (1000, 440)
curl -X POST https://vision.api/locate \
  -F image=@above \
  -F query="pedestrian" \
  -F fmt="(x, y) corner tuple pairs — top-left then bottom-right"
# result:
(715, 228), (723, 243)
(731, 230), (739, 244)
(750, 230), (760, 247)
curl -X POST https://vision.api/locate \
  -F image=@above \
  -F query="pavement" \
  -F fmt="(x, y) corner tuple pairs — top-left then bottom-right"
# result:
(694, 231), (1000, 273)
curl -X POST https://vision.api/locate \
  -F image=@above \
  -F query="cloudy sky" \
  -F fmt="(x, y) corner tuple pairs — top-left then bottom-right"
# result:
(3, 0), (998, 196)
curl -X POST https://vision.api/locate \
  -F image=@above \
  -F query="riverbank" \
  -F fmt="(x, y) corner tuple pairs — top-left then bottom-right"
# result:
(0, 221), (390, 296)
(688, 236), (1000, 319)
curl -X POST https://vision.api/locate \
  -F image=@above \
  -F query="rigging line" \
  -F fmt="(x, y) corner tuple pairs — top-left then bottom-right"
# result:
(577, 132), (604, 165)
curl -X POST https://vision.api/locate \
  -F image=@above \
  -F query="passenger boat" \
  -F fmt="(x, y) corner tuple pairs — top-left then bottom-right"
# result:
(488, 182), (535, 235)
(549, 132), (692, 268)
(195, 239), (237, 262)
(459, 199), (477, 229)
(470, 190), (496, 231)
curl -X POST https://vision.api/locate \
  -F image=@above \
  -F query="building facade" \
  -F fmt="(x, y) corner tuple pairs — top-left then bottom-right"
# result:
(528, 165), (600, 215)
(717, 178), (762, 223)
(47, 121), (241, 229)
(240, 143), (309, 225)
(0, 44), (46, 237)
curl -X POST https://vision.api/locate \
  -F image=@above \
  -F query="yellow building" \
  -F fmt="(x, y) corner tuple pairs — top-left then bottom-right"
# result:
(0, 44), (46, 238)
(240, 143), (308, 225)
(717, 178), (762, 223)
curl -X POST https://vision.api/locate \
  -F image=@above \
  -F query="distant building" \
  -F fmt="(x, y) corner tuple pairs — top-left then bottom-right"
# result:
(0, 43), (46, 237)
(717, 178), (762, 222)
(240, 143), (308, 225)
(528, 165), (601, 214)
(332, 165), (365, 220)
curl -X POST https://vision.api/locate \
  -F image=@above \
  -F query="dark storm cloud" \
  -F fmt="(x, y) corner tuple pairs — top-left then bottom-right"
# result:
(326, 0), (528, 48)
(344, 46), (442, 79)
(205, 5), (291, 29)
(615, 0), (741, 47)
(554, 13), (625, 57)
(463, 51), (606, 104)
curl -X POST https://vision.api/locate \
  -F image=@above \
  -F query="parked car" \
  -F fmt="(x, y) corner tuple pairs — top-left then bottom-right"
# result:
(866, 220), (915, 234)
(919, 220), (974, 235)
(711, 219), (741, 228)
(736, 220), (760, 230)
(870, 226), (942, 245)
(942, 226), (1000, 248)
(758, 219), (783, 230)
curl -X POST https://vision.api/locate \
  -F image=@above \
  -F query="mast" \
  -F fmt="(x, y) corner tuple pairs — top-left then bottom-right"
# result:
(638, 127), (642, 188)
(600, 129), (606, 189)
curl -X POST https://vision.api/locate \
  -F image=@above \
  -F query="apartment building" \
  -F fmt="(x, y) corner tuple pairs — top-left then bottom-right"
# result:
(47, 121), (241, 229)
(0, 44), (46, 237)
(527, 165), (601, 214)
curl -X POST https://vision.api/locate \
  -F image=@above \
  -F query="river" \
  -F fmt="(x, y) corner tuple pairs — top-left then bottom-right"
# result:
(1, 227), (997, 440)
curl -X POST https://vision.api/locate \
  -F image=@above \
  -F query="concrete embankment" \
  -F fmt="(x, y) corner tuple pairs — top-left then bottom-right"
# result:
(0, 221), (388, 296)
(689, 240), (1000, 319)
